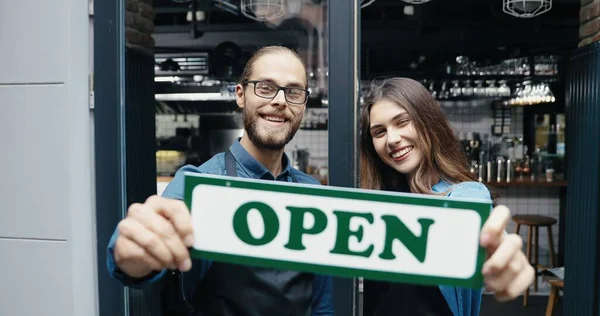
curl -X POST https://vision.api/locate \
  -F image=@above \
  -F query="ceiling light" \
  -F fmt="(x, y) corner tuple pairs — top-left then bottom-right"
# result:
(361, 0), (376, 8)
(401, 0), (432, 4)
(503, 0), (552, 18)
(241, 0), (285, 22)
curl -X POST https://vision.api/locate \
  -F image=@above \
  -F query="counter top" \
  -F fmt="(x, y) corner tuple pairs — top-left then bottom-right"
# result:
(157, 176), (175, 183)
(158, 177), (565, 188)
(484, 179), (567, 188)
(157, 175), (329, 185)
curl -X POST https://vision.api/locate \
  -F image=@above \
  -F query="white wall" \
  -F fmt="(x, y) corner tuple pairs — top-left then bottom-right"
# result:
(0, 0), (97, 314)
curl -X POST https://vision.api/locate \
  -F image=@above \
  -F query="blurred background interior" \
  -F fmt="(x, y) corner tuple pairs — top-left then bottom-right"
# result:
(131, 0), (583, 315)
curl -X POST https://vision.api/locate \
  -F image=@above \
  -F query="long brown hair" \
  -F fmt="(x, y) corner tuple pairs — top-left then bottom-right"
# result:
(359, 78), (495, 201)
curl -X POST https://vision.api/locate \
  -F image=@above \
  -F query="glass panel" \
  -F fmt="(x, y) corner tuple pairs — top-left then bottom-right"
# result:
(359, 0), (577, 313)
(152, 0), (331, 188)
(532, 113), (566, 181)
(125, 0), (339, 315)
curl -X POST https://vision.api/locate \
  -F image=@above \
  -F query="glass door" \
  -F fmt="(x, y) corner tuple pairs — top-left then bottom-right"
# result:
(95, 0), (362, 315)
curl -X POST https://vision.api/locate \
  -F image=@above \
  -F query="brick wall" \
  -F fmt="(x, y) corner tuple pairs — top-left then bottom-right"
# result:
(580, 0), (600, 46)
(126, 0), (155, 54)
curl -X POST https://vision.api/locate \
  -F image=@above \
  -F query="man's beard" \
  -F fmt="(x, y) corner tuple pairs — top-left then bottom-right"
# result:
(242, 106), (302, 150)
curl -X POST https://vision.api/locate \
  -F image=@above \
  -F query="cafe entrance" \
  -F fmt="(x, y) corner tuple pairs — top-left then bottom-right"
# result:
(93, 0), (600, 315)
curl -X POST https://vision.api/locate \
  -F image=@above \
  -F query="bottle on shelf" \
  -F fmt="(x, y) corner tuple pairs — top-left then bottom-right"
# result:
(531, 147), (543, 182)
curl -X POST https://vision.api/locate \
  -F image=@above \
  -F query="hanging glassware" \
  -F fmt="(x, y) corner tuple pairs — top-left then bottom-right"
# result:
(485, 80), (497, 97)
(473, 80), (485, 98)
(508, 81), (555, 105)
(461, 80), (474, 97)
(450, 80), (462, 98)
(498, 80), (512, 97)
(439, 81), (450, 100)
(428, 81), (438, 99)
(503, 0), (552, 18)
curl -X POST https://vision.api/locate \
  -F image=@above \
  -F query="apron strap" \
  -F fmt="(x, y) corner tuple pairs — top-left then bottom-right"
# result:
(289, 172), (299, 183)
(225, 150), (238, 177)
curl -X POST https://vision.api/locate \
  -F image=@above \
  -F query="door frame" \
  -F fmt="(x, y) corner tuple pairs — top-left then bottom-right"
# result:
(93, 0), (128, 315)
(328, 0), (361, 315)
(92, 0), (362, 315)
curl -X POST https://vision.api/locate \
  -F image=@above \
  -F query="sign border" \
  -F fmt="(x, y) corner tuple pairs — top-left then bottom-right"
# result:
(184, 172), (492, 289)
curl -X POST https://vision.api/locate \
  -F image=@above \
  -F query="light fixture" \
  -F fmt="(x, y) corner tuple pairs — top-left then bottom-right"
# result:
(241, 0), (285, 22)
(361, 0), (376, 8)
(503, 0), (552, 18)
(363, 0), (435, 8)
(400, 0), (432, 4)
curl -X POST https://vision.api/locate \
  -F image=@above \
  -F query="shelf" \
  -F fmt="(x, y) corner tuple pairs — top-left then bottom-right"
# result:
(484, 180), (567, 188)
(364, 73), (560, 83)
(158, 176), (565, 187)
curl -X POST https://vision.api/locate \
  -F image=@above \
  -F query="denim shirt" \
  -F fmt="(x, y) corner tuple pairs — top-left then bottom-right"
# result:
(433, 180), (492, 316)
(106, 139), (334, 315)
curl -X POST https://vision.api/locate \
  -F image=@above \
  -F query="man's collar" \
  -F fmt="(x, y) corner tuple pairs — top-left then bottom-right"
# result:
(229, 137), (293, 179)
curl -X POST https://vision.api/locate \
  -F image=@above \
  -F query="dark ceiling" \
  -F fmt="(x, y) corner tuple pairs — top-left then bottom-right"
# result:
(359, 0), (580, 75)
(153, 0), (580, 78)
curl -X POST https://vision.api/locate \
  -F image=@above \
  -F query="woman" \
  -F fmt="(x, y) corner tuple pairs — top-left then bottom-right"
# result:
(359, 78), (534, 316)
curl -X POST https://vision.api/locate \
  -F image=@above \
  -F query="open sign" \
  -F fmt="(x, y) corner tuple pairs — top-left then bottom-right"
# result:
(184, 173), (491, 289)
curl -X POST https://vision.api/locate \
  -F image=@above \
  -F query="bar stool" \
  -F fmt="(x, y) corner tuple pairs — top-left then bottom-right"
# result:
(512, 214), (558, 307)
(543, 275), (564, 316)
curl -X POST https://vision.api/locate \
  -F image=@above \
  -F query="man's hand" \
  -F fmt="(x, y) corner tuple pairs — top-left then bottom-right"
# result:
(480, 205), (535, 301)
(113, 195), (194, 278)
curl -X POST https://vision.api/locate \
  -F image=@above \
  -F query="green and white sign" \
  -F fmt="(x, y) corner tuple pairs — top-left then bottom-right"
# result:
(184, 173), (492, 289)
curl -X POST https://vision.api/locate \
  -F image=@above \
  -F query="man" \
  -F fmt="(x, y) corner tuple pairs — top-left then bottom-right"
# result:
(107, 46), (334, 316)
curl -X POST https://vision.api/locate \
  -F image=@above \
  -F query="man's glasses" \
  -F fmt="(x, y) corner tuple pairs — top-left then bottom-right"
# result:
(244, 80), (309, 105)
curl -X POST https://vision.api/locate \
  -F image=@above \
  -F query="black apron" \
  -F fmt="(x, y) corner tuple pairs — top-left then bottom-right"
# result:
(361, 184), (455, 316)
(363, 280), (455, 316)
(165, 151), (313, 316)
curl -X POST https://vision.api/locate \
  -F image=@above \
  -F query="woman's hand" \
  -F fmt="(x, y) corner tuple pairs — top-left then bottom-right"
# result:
(479, 205), (535, 301)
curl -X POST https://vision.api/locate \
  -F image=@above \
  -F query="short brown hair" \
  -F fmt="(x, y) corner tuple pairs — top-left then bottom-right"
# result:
(238, 45), (308, 87)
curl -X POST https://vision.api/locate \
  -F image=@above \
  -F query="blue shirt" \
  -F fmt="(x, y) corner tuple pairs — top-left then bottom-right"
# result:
(106, 139), (334, 315)
(433, 180), (492, 316)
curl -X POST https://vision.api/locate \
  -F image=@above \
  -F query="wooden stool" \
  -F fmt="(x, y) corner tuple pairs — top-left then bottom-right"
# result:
(512, 214), (558, 307)
(543, 275), (564, 316)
